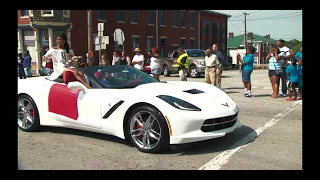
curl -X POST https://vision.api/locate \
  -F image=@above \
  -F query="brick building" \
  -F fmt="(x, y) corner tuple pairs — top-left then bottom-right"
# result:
(70, 10), (230, 63)
(18, 10), (72, 75)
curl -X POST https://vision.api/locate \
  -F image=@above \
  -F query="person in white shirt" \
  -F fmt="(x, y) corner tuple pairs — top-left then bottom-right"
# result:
(277, 39), (291, 97)
(131, 48), (145, 70)
(112, 50), (121, 65)
(204, 49), (219, 86)
(42, 34), (91, 88)
(150, 47), (161, 81)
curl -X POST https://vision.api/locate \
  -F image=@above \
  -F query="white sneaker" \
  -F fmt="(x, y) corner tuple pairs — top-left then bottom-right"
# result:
(281, 94), (287, 97)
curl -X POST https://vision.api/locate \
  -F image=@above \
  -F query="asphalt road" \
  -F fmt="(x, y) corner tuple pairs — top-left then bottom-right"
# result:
(18, 69), (302, 170)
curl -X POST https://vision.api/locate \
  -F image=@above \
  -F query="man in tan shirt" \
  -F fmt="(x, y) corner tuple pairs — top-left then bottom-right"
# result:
(204, 49), (220, 85)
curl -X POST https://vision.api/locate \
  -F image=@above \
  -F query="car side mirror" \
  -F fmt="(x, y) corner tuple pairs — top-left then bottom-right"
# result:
(68, 81), (88, 94)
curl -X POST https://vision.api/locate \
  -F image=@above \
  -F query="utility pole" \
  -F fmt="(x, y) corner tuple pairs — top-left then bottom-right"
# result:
(243, 12), (248, 48)
(87, 10), (93, 66)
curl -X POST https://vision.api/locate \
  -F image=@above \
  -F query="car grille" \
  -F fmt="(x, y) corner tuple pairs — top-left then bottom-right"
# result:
(201, 113), (238, 132)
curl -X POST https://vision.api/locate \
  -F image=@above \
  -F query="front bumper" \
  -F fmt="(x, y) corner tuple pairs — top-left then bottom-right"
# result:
(170, 118), (242, 144)
(196, 66), (206, 74)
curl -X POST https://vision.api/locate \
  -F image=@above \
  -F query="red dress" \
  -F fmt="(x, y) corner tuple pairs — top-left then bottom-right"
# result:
(45, 58), (53, 69)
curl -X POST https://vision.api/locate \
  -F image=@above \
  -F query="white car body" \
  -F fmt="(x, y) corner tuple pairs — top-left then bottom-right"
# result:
(18, 75), (242, 146)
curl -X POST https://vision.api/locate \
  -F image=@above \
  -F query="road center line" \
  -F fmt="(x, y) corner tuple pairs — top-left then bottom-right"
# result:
(198, 100), (302, 170)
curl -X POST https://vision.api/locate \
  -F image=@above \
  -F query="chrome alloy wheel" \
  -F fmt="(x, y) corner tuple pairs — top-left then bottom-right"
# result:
(18, 98), (35, 130)
(129, 111), (162, 150)
(190, 68), (197, 77)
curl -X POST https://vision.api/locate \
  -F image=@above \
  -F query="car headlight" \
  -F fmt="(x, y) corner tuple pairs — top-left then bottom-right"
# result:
(157, 95), (201, 111)
(198, 60), (205, 66)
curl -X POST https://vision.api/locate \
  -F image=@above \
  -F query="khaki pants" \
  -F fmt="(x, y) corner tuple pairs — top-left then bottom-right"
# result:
(216, 65), (222, 87)
(179, 68), (188, 81)
(205, 67), (217, 85)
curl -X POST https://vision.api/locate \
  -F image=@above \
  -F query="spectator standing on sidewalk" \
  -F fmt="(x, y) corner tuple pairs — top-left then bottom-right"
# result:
(18, 53), (26, 79)
(285, 58), (299, 101)
(212, 44), (225, 87)
(174, 48), (189, 81)
(150, 47), (161, 81)
(237, 45), (255, 97)
(112, 50), (121, 65)
(277, 39), (291, 97)
(23, 50), (32, 77)
(132, 48), (145, 71)
(204, 49), (219, 85)
(120, 51), (131, 65)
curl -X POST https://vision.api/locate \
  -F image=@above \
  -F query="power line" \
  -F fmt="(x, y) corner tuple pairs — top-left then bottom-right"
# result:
(229, 10), (263, 19)
(229, 13), (302, 21)
(229, 20), (244, 32)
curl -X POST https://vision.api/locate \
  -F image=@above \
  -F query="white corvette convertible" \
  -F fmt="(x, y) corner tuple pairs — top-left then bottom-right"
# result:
(18, 65), (242, 153)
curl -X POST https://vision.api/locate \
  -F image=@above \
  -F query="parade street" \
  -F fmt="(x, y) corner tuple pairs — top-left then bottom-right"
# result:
(18, 69), (302, 170)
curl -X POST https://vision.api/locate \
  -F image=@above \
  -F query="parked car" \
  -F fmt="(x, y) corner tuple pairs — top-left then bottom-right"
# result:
(160, 49), (206, 78)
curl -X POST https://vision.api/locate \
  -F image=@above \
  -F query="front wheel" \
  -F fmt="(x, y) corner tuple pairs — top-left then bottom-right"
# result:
(127, 106), (170, 153)
(163, 65), (170, 77)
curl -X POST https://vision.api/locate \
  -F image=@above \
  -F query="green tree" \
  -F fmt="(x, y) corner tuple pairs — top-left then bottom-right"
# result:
(284, 39), (302, 53)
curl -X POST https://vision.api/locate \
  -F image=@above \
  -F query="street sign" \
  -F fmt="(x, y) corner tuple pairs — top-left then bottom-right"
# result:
(94, 36), (109, 51)
(98, 23), (104, 33)
(98, 31), (103, 37)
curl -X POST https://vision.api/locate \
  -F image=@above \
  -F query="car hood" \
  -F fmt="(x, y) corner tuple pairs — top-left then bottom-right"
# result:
(132, 81), (236, 110)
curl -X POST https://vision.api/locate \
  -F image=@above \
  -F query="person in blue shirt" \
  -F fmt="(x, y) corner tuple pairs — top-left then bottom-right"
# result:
(297, 65), (302, 100)
(295, 45), (302, 66)
(23, 50), (32, 77)
(237, 45), (256, 97)
(285, 58), (299, 101)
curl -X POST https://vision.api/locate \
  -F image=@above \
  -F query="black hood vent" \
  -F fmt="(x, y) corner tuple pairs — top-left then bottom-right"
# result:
(183, 89), (204, 94)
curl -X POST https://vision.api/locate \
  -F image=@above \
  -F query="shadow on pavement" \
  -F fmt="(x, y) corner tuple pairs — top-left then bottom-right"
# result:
(167, 125), (256, 155)
(223, 87), (244, 90)
(253, 94), (271, 97)
(40, 127), (133, 146)
(39, 125), (256, 156)
(221, 75), (231, 78)
(225, 91), (239, 94)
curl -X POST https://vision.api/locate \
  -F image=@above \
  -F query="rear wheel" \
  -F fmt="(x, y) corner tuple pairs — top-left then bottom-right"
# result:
(127, 106), (169, 153)
(189, 65), (199, 78)
(18, 95), (41, 132)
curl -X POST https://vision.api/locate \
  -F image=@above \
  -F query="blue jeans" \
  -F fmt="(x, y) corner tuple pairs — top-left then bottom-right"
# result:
(277, 67), (288, 95)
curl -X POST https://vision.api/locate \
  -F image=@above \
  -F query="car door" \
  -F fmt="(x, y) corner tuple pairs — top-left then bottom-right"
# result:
(47, 83), (102, 129)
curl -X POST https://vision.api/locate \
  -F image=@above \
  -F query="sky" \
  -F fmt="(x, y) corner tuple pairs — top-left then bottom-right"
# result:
(212, 10), (302, 41)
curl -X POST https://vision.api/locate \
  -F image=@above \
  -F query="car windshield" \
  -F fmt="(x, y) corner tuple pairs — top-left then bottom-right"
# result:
(80, 65), (158, 89)
(186, 49), (206, 58)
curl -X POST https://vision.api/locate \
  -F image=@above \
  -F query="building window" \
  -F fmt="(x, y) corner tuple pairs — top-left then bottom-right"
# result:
(63, 10), (70, 18)
(20, 10), (29, 17)
(201, 41), (206, 50)
(217, 22), (220, 38)
(173, 10), (177, 27)
(117, 10), (125, 22)
(41, 10), (54, 17)
(172, 44), (178, 51)
(253, 43), (259, 52)
(181, 10), (186, 28)
(190, 12), (195, 29)
(208, 43), (212, 49)
(146, 37), (153, 50)
(132, 37), (139, 49)
(190, 39), (195, 49)
(130, 10), (137, 23)
(221, 23), (226, 40)
(181, 39), (186, 49)
(221, 42), (226, 54)
(97, 10), (106, 21)
(160, 38), (167, 57)
(160, 10), (165, 26)
(202, 20), (206, 36)
(208, 21), (212, 37)
(148, 10), (154, 25)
